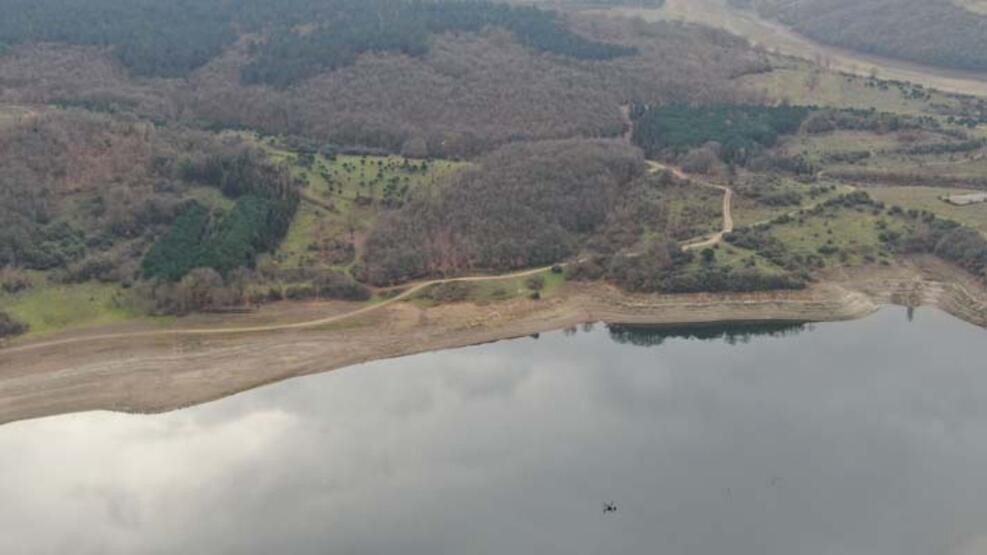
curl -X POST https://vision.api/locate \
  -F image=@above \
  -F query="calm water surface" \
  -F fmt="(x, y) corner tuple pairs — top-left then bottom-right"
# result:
(2, 307), (987, 554)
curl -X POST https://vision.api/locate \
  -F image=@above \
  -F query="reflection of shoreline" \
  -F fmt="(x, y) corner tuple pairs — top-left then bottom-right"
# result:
(607, 320), (810, 347)
(0, 258), (984, 426)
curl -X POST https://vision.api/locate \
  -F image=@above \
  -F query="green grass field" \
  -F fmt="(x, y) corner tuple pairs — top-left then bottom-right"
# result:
(779, 130), (905, 159)
(249, 136), (468, 273)
(412, 268), (565, 308)
(682, 242), (789, 276)
(738, 63), (963, 117)
(732, 177), (854, 228)
(869, 186), (987, 235)
(657, 183), (724, 240)
(1, 282), (146, 337)
(764, 204), (904, 267)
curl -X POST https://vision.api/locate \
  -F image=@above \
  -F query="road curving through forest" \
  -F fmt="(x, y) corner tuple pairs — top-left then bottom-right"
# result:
(645, 161), (735, 251)
(2, 160), (735, 356)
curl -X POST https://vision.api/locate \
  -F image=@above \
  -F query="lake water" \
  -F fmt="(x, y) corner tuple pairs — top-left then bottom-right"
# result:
(2, 307), (987, 554)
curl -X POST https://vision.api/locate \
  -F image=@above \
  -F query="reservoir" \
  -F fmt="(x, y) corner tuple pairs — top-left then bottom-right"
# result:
(1, 307), (986, 554)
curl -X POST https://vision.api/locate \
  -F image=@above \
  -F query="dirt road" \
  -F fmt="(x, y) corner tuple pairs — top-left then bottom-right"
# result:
(682, 185), (734, 251)
(1, 266), (553, 356)
(2, 257), (984, 426)
(3, 153), (735, 356)
(646, 161), (735, 251)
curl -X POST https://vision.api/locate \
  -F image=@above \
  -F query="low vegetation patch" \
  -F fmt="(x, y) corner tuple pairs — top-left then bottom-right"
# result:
(0, 310), (27, 339)
(0, 282), (143, 336)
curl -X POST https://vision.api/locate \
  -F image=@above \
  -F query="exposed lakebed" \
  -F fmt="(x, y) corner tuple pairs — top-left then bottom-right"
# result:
(1, 307), (986, 554)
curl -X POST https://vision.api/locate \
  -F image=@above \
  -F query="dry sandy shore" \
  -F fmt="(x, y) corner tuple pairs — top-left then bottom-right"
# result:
(0, 257), (984, 426)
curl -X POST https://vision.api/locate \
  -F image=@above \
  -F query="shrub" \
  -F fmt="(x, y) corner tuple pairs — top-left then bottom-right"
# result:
(420, 282), (476, 303)
(526, 275), (546, 291)
(315, 272), (371, 302)
(0, 311), (27, 339)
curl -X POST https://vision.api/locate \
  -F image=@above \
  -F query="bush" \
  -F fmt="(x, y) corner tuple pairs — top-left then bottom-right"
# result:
(0, 269), (31, 294)
(0, 311), (27, 339)
(315, 272), (371, 302)
(526, 275), (546, 291)
(419, 282), (476, 303)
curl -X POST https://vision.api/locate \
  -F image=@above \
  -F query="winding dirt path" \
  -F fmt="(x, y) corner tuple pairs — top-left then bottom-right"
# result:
(645, 161), (735, 251)
(682, 185), (734, 251)
(4, 155), (734, 356)
(1, 266), (552, 356)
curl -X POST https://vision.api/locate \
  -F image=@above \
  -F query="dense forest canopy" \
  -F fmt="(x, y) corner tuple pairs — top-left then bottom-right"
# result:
(0, 0), (634, 84)
(0, 12), (765, 157)
(631, 104), (811, 163)
(0, 110), (298, 284)
(240, 0), (637, 87)
(736, 0), (987, 72)
(143, 153), (299, 281)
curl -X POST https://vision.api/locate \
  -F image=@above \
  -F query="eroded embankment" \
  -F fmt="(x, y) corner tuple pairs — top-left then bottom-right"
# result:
(0, 258), (983, 426)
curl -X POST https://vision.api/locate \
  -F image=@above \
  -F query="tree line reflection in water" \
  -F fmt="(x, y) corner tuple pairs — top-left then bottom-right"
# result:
(607, 321), (811, 347)
(527, 320), (812, 347)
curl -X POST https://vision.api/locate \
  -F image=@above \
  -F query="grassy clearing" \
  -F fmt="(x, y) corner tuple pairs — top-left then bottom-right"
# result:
(869, 186), (987, 235)
(658, 182), (724, 240)
(0, 282), (146, 337)
(780, 130), (905, 159)
(766, 204), (904, 267)
(738, 63), (961, 116)
(683, 242), (789, 276)
(412, 268), (565, 308)
(303, 154), (463, 206)
(732, 176), (854, 227)
(274, 202), (336, 269)
(251, 137), (468, 273)
(821, 146), (987, 180)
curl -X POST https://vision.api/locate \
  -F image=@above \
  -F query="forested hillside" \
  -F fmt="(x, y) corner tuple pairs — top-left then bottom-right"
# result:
(0, 16), (764, 158)
(362, 139), (643, 285)
(0, 110), (298, 285)
(3, 0), (986, 340)
(736, 0), (987, 72)
(631, 104), (811, 163)
(0, 0), (632, 83)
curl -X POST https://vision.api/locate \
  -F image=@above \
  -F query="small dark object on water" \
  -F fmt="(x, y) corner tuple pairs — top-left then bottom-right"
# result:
(603, 502), (617, 514)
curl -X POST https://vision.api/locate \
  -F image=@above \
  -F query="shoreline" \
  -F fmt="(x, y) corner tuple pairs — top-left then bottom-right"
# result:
(0, 257), (984, 426)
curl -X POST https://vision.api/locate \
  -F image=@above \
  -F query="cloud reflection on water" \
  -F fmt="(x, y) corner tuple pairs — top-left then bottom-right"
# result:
(0, 307), (985, 554)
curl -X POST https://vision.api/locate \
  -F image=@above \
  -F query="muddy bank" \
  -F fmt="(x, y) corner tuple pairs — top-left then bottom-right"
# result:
(0, 258), (984, 426)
